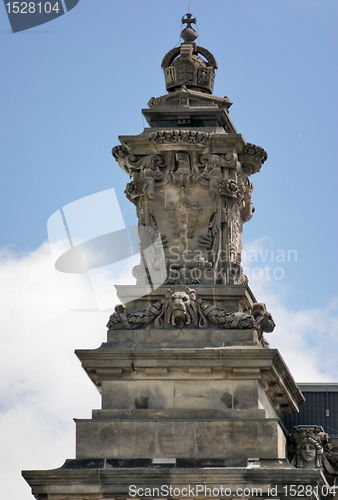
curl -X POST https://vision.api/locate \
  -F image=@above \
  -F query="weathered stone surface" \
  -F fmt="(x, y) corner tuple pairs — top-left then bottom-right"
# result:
(157, 421), (196, 456)
(100, 378), (283, 416)
(101, 380), (174, 410)
(76, 420), (157, 459)
(23, 463), (331, 500)
(233, 380), (259, 409)
(91, 408), (266, 420)
(194, 420), (284, 459)
(173, 380), (234, 409)
(76, 346), (304, 418)
(75, 418), (286, 460)
(107, 327), (259, 346)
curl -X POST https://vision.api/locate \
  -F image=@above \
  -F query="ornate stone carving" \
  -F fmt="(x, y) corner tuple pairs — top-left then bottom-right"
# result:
(164, 285), (197, 328)
(240, 143), (268, 165)
(289, 426), (338, 475)
(112, 16), (268, 288)
(238, 173), (254, 222)
(149, 130), (210, 146)
(198, 300), (256, 329)
(252, 303), (276, 334)
(112, 149), (165, 179)
(112, 143), (267, 285)
(161, 14), (217, 94)
(107, 289), (276, 335)
(107, 302), (163, 331)
(111, 144), (128, 162)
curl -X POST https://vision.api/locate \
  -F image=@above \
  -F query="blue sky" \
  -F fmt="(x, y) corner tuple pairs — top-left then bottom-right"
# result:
(1, 0), (337, 310)
(0, 1), (337, 498)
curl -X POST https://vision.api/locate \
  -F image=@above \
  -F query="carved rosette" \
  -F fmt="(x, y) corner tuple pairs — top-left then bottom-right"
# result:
(112, 136), (267, 286)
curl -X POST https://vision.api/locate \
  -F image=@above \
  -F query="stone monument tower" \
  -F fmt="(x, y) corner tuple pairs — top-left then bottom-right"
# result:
(23, 14), (337, 500)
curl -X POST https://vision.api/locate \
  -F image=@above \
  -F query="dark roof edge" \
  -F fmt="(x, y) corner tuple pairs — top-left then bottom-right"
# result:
(297, 383), (338, 392)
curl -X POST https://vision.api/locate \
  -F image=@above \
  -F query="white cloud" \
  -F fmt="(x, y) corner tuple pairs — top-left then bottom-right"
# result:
(262, 293), (338, 382)
(0, 243), (107, 499)
(0, 240), (337, 499)
(243, 238), (338, 382)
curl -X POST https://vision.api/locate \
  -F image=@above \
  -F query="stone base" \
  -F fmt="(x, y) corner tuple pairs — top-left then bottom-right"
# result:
(75, 416), (286, 460)
(72, 345), (304, 465)
(23, 460), (331, 500)
(107, 327), (260, 347)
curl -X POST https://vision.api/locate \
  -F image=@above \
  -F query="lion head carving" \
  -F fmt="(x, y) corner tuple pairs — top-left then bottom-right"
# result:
(165, 285), (197, 328)
(252, 303), (276, 333)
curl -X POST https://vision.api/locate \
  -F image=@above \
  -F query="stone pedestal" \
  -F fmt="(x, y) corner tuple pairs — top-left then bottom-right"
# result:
(23, 278), (313, 499)
(23, 464), (331, 500)
(74, 325), (300, 462)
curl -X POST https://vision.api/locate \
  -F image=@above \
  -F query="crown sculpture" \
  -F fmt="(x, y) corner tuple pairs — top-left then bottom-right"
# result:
(23, 14), (337, 500)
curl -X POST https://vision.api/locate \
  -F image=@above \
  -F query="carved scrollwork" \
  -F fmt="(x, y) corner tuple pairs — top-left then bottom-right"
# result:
(121, 154), (165, 201)
(223, 152), (240, 169)
(194, 153), (216, 181)
(199, 152), (222, 168)
(125, 154), (165, 175)
(112, 149), (166, 179)
(193, 154), (239, 199)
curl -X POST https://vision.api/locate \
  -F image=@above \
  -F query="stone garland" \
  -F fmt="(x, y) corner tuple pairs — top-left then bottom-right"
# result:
(198, 300), (255, 329)
(107, 286), (275, 334)
(107, 302), (163, 330)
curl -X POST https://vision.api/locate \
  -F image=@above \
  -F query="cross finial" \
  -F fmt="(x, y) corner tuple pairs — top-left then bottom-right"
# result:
(182, 13), (196, 29)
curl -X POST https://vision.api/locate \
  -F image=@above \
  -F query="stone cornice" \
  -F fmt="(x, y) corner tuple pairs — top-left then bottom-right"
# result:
(22, 464), (328, 499)
(147, 86), (232, 109)
(75, 346), (304, 416)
